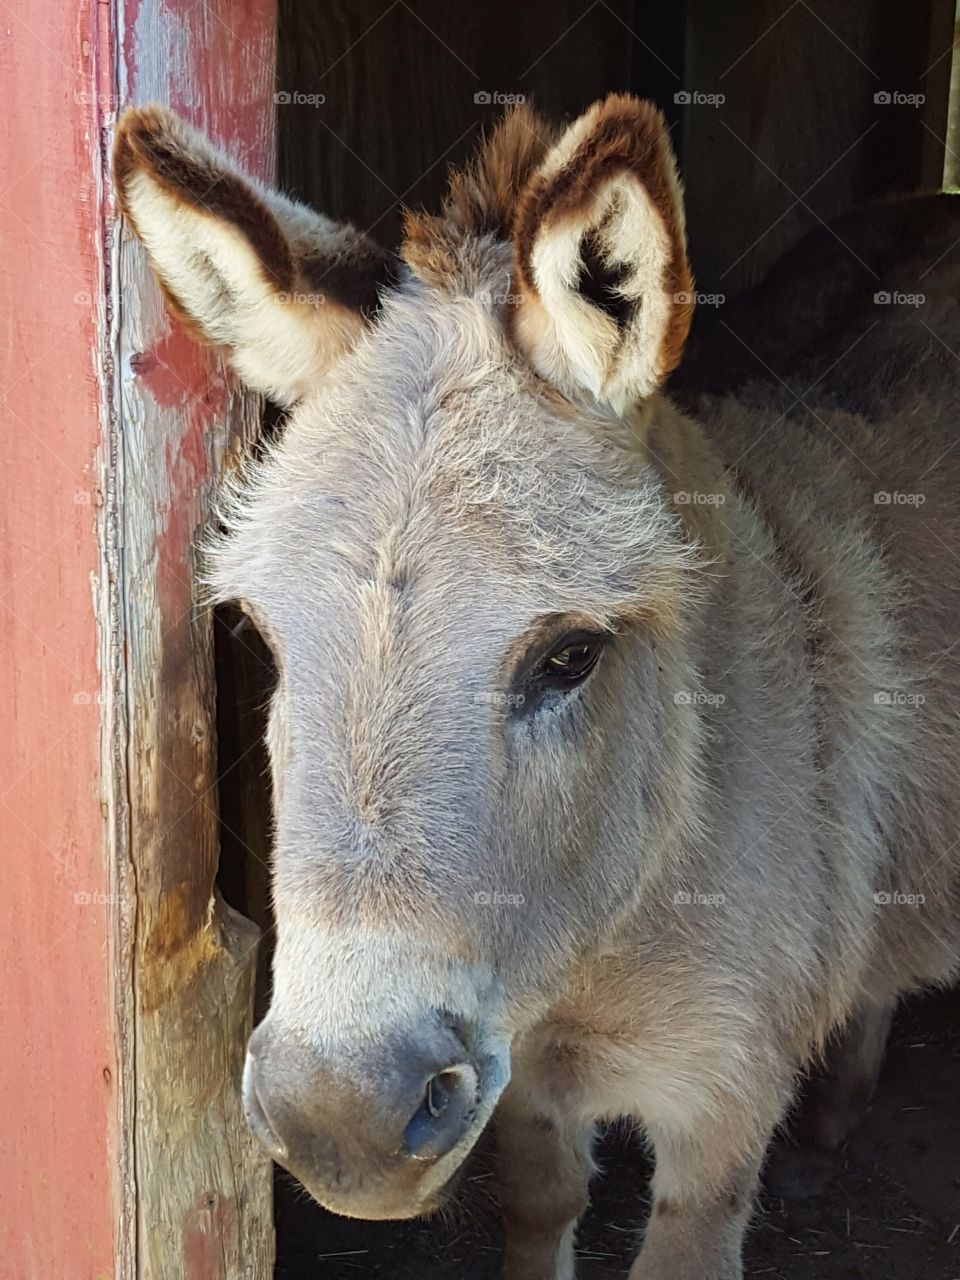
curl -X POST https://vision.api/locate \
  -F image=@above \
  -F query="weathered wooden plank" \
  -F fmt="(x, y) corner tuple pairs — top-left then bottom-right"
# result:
(115, 0), (277, 1275)
(920, 0), (956, 189)
(944, 9), (960, 190)
(278, 0), (635, 248)
(682, 0), (956, 291)
(0, 1), (124, 1276)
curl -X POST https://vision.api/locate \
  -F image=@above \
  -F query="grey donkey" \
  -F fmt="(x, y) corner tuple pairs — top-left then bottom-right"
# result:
(113, 96), (960, 1279)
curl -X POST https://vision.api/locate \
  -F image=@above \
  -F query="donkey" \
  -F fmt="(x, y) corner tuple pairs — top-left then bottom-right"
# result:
(113, 96), (960, 1279)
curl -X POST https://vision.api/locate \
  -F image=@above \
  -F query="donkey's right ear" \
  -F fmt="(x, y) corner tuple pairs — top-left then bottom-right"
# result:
(113, 105), (396, 405)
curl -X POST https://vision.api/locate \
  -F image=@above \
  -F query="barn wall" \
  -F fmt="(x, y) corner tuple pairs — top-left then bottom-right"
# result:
(0, 1), (121, 1275)
(682, 0), (955, 291)
(276, 0), (647, 247)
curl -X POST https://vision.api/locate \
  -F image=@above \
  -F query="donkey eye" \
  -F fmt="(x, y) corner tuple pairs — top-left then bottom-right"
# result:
(538, 631), (607, 687)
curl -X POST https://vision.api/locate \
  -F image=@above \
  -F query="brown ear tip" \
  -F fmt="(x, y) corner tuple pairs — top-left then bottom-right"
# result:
(113, 103), (186, 170)
(594, 92), (668, 127)
(581, 94), (673, 166)
(115, 102), (178, 141)
(112, 110), (146, 196)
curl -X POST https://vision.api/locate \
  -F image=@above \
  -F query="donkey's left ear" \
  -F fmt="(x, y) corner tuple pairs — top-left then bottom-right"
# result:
(113, 105), (396, 405)
(512, 95), (693, 414)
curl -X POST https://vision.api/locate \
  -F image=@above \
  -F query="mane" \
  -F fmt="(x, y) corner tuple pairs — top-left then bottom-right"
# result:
(442, 102), (558, 237)
(400, 102), (558, 291)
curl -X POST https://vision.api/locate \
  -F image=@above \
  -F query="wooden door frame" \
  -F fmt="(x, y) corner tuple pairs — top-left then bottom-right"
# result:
(108, 1), (279, 1275)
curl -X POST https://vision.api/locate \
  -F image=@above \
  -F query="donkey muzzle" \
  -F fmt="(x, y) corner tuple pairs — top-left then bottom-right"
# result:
(242, 1014), (506, 1218)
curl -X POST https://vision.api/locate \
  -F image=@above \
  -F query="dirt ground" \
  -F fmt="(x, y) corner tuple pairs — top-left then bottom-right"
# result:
(274, 985), (960, 1279)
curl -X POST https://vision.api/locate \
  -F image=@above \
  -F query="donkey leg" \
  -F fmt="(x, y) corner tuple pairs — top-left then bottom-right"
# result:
(496, 1085), (595, 1280)
(628, 1135), (761, 1280)
(765, 997), (894, 1197)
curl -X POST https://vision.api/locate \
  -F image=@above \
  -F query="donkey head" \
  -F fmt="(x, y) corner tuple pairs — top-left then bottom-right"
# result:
(114, 96), (704, 1219)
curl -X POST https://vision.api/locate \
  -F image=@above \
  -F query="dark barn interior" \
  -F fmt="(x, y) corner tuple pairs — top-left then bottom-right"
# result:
(214, 2), (960, 1276)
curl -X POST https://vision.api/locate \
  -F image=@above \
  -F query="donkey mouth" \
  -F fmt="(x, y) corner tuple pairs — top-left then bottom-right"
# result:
(309, 1164), (464, 1222)
(416, 1151), (472, 1217)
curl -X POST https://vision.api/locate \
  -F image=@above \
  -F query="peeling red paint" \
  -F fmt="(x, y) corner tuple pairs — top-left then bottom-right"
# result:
(131, 321), (232, 615)
(119, 0), (277, 637)
(116, 4), (278, 1272)
(133, 325), (228, 427)
(183, 1190), (237, 1280)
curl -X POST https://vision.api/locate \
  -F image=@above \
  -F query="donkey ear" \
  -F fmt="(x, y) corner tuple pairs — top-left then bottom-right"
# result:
(113, 105), (396, 405)
(512, 95), (693, 414)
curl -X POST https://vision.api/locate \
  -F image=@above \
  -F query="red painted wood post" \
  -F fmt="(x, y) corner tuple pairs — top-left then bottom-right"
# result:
(0, 0), (277, 1275)
(0, 1), (126, 1275)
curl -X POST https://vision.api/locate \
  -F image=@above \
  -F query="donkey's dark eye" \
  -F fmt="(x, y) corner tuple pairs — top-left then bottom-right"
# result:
(537, 631), (607, 687)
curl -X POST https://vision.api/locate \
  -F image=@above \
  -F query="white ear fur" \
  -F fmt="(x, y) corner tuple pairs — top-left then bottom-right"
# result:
(512, 95), (693, 415)
(114, 106), (393, 405)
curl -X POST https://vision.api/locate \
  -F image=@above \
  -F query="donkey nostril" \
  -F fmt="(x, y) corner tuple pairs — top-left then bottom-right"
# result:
(403, 1063), (479, 1162)
(425, 1071), (453, 1118)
